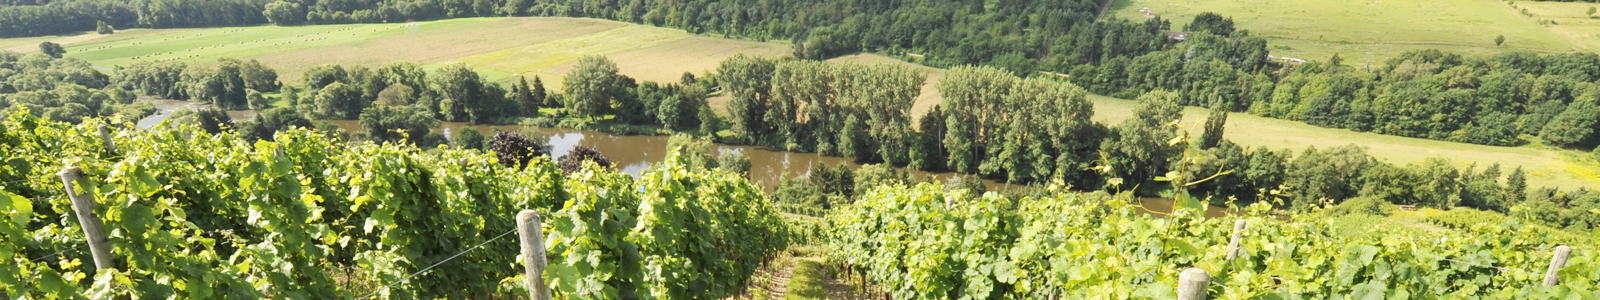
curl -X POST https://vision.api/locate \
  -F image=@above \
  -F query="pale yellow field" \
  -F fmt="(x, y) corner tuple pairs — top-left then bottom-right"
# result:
(1108, 0), (1577, 63)
(17, 17), (792, 89)
(256, 18), (625, 83)
(1516, 1), (1600, 52)
(448, 24), (791, 87)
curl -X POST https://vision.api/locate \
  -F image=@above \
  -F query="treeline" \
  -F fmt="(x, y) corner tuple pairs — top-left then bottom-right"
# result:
(0, 50), (155, 123)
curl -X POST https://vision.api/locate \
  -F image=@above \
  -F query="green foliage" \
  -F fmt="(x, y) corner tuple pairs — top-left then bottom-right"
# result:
(454, 126), (484, 150)
(168, 106), (233, 134)
(237, 107), (311, 141)
(95, 20), (113, 34)
(1101, 89), (1183, 189)
(309, 81), (363, 119)
(262, 1), (306, 25)
(564, 55), (629, 122)
(831, 184), (1600, 299)
(717, 54), (775, 144)
(0, 113), (788, 299)
(37, 42), (63, 58)
(1199, 106), (1228, 150)
(665, 134), (719, 171)
(716, 150), (751, 178)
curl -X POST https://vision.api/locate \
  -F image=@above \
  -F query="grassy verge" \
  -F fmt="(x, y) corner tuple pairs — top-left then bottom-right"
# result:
(783, 258), (828, 300)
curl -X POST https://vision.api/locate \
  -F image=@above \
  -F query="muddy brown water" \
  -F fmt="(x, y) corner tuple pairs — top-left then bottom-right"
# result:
(136, 99), (1229, 216)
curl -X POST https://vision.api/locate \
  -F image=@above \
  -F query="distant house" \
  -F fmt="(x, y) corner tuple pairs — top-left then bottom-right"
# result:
(1166, 31), (1187, 42)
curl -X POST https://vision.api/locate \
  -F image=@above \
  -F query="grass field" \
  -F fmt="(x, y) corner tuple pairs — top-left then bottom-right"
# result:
(38, 17), (790, 87)
(1107, 0), (1578, 63)
(1516, 1), (1600, 52)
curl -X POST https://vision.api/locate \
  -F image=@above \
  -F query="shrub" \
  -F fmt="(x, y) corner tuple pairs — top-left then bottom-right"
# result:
(489, 131), (545, 170)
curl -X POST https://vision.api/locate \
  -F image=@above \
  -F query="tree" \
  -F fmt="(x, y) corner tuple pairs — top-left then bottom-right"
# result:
(246, 89), (266, 110)
(303, 65), (347, 90)
(1537, 89), (1600, 148)
(530, 76), (555, 108)
(310, 82), (363, 119)
(564, 55), (625, 122)
(665, 134), (720, 171)
(429, 63), (485, 122)
(455, 126), (485, 150)
(515, 76), (538, 117)
(1100, 89), (1183, 188)
(1199, 105), (1228, 149)
(239, 59), (279, 92)
(238, 108), (312, 141)
(717, 150), (751, 177)
(1505, 166), (1527, 206)
(1495, 35), (1505, 47)
(263, 1), (306, 25)
(718, 54), (776, 144)
(170, 107), (233, 134)
(375, 84), (416, 106)
(359, 104), (438, 145)
(96, 20), (114, 34)
(557, 146), (613, 174)
(38, 42), (64, 58)
(1589, 7), (1596, 17)
(183, 60), (250, 110)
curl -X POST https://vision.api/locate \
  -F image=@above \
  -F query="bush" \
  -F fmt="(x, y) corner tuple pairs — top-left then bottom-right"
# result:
(557, 145), (612, 174)
(489, 131), (545, 170)
(1323, 196), (1389, 217)
(454, 127), (485, 150)
(716, 150), (751, 177)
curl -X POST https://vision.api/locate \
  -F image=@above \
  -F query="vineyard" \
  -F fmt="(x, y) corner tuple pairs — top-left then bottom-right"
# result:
(0, 110), (789, 299)
(827, 184), (1599, 299)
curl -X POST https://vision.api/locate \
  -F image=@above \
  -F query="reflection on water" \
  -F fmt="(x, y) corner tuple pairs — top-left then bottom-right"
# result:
(139, 99), (1233, 216)
(134, 97), (259, 129)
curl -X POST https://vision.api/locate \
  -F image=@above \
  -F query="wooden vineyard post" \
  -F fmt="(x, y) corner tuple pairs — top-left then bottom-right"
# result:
(1543, 245), (1571, 287)
(98, 124), (115, 153)
(517, 210), (551, 300)
(58, 167), (113, 270)
(1177, 268), (1210, 300)
(1227, 220), (1247, 261)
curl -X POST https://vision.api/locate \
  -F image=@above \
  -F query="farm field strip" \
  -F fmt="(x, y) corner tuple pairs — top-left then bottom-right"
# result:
(1107, 0), (1576, 62)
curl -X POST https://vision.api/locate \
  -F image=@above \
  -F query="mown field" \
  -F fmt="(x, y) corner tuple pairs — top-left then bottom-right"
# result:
(1516, 1), (1600, 52)
(36, 17), (791, 86)
(1107, 0), (1578, 64)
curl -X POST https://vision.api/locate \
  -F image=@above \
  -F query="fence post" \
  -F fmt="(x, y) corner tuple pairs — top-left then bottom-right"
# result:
(517, 210), (551, 300)
(1227, 220), (1248, 260)
(1543, 245), (1571, 287)
(1177, 268), (1209, 300)
(58, 167), (113, 270)
(97, 124), (115, 153)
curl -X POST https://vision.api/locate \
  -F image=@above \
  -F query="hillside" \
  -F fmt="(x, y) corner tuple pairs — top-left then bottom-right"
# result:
(29, 17), (790, 86)
(1109, 0), (1580, 64)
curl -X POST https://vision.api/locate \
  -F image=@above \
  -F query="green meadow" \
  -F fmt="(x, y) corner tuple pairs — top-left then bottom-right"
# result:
(1108, 0), (1578, 64)
(38, 17), (789, 87)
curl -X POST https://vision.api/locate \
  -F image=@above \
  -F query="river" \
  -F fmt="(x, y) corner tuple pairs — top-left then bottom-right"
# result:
(135, 99), (1229, 217)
